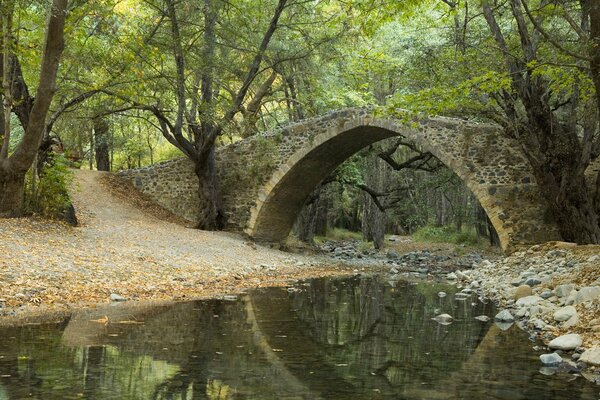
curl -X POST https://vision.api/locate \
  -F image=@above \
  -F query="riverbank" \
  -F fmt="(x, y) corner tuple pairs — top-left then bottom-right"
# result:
(0, 170), (362, 325)
(451, 242), (600, 375)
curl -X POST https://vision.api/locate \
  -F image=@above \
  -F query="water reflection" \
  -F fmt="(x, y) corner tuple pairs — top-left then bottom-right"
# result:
(0, 275), (597, 399)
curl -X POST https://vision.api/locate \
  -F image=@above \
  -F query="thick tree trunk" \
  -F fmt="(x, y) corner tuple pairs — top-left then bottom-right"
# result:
(93, 117), (110, 171)
(0, 167), (25, 217)
(541, 172), (600, 243)
(195, 147), (225, 230)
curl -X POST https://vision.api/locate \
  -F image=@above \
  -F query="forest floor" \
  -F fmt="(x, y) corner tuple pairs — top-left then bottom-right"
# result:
(0, 170), (360, 326)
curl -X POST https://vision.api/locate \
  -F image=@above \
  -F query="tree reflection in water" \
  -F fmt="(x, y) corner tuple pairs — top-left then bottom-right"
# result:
(0, 275), (598, 399)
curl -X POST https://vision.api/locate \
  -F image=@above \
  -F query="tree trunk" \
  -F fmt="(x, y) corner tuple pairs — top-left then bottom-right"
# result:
(195, 147), (225, 230)
(544, 172), (600, 243)
(93, 117), (110, 171)
(0, 167), (25, 217)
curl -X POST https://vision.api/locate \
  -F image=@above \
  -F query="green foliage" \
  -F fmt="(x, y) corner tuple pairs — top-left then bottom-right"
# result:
(25, 155), (73, 219)
(412, 225), (483, 246)
(315, 228), (363, 242)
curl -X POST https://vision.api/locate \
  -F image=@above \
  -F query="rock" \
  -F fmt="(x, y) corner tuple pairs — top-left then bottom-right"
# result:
(525, 277), (542, 287)
(540, 353), (563, 365)
(529, 318), (548, 330)
(510, 278), (524, 287)
(446, 272), (457, 280)
(514, 285), (532, 300)
(110, 293), (127, 302)
(575, 286), (600, 304)
(554, 284), (574, 298)
(516, 307), (528, 318)
(432, 313), (454, 325)
(455, 270), (470, 281)
(563, 313), (579, 329)
(480, 260), (492, 268)
(548, 334), (582, 351)
(387, 250), (399, 259)
(474, 315), (490, 322)
(540, 291), (553, 299)
(515, 295), (542, 307)
(437, 291), (447, 298)
(579, 347), (600, 366)
(553, 306), (577, 322)
(564, 289), (578, 306)
(587, 255), (600, 263)
(495, 309), (514, 322)
(223, 295), (238, 301)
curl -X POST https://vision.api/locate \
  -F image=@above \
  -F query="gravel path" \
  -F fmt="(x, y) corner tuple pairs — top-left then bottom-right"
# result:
(0, 170), (345, 323)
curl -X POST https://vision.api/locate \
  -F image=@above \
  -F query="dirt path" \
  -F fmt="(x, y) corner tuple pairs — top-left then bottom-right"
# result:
(0, 170), (349, 324)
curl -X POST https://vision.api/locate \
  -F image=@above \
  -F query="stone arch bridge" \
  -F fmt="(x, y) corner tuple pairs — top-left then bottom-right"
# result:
(118, 107), (561, 252)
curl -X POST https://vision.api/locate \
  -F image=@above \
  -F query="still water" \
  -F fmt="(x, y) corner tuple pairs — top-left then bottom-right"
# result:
(0, 275), (598, 399)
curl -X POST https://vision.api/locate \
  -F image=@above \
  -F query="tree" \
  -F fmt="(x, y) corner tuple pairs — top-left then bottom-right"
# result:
(0, 0), (68, 217)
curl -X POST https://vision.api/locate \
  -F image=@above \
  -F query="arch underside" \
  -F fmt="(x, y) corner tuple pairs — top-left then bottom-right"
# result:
(245, 118), (561, 252)
(250, 126), (397, 242)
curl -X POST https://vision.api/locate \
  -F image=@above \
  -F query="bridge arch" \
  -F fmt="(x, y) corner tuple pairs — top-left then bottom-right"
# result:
(242, 108), (559, 252)
(117, 107), (561, 252)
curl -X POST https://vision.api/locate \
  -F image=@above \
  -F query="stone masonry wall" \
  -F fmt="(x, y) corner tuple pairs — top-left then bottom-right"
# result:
(117, 107), (563, 251)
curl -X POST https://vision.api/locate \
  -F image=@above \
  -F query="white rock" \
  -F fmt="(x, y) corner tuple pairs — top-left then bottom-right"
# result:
(548, 333), (582, 350)
(515, 295), (542, 307)
(579, 347), (600, 366)
(516, 307), (528, 318)
(110, 293), (127, 302)
(587, 255), (600, 263)
(495, 309), (514, 322)
(529, 318), (548, 330)
(474, 315), (490, 322)
(446, 272), (457, 280)
(553, 284), (574, 298)
(437, 291), (447, 298)
(575, 286), (600, 304)
(563, 313), (579, 329)
(553, 306), (577, 322)
(564, 289), (578, 306)
(540, 353), (563, 365)
(432, 313), (454, 325)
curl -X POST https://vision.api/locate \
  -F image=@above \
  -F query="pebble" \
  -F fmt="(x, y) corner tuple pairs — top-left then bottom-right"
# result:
(432, 313), (454, 325)
(575, 286), (600, 304)
(579, 347), (600, 366)
(540, 353), (563, 365)
(494, 309), (514, 323)
(515, 295), (542, 307)
(514, 285), (532, 300)
(109, 293), (127, 302)
(548, 334), (582, 351)
(474, 315), (490, 322)
(554, 284), (574, 298)
(553, 306), (577, 322)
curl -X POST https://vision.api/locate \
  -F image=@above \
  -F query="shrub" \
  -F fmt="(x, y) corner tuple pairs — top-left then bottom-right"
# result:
(25, 154), (74, 221)
(413, 225), (482, 246)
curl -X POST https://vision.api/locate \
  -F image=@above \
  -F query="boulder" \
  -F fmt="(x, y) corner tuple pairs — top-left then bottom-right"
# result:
(494, 309), (514, 322)
(548, 334), (582, 351)
(553, 306), (577, 322)
(553, 284), (574, 298)
(514, 285), (532, 300)
(515, 295), (542, 307)
(540, 353), (563, 365)
(579, 347), (600, 366)
(575, 286), (600, 304)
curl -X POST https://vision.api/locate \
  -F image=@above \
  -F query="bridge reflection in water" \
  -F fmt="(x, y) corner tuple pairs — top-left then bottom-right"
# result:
(0, 276), (597, 399)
